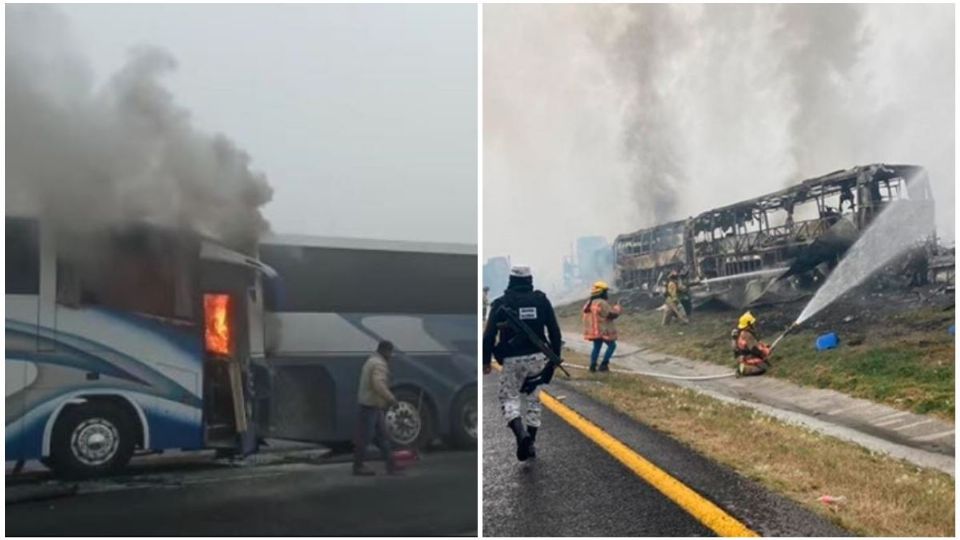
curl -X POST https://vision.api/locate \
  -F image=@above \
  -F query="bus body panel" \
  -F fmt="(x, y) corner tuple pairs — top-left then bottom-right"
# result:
(5, 306), (206, 461)
(265, 313), (476, 442)
(6, 295), (38, 460)
(265, 354), (475, 442)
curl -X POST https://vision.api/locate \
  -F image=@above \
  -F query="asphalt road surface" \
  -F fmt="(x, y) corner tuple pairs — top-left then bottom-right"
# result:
(482, 372), (848, 537)
(6, 449), (477, 536)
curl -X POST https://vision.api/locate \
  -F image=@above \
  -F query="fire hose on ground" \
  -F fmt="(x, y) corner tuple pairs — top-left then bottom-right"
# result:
(565, 363), (736, 380)
(566, 322), (800, 381)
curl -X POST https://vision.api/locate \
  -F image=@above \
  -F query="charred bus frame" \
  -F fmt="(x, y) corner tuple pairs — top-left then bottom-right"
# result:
(613, 164), (935, 306)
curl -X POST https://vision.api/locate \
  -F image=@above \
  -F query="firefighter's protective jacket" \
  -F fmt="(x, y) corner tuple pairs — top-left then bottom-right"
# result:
(734, 328), (770, 362)
(665, 279), (684, 305)
(583, 297), (621, 341)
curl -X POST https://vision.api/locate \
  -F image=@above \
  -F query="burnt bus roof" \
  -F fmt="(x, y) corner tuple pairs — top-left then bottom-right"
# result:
(615, 218), (687, 244)
(615, 163), (926, 245)
(701, 163), (924, 216)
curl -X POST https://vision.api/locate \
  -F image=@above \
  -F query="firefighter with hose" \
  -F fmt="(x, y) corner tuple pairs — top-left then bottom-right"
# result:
(731, 311), (771, 376)
(482, 265), (563, 462)
(662, 270), (690, 325)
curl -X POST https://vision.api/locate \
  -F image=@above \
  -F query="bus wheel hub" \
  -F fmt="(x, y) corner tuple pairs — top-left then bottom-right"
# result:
(72, 418), (119, 466)
(387, 402), (421, 445)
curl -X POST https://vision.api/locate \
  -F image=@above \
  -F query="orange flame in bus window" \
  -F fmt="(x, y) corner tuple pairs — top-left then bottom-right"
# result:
(204, 293), (231, 356)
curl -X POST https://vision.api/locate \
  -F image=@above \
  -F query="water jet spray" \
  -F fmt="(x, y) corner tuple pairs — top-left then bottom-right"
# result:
(768, 322), (800, 352)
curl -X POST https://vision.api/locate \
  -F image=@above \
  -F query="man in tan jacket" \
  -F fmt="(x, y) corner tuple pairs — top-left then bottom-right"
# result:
(353, 340), (400, 476)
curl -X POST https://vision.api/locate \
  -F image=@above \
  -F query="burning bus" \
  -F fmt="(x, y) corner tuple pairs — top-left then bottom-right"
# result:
(5, 20), (290, 477)
(6, 216), (275, 478)
(6, 221), (477, 478)
(613, 164), (936, 308)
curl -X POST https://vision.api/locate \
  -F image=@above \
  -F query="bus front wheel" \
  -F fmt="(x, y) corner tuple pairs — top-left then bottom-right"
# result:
(49, 401), (136, 479)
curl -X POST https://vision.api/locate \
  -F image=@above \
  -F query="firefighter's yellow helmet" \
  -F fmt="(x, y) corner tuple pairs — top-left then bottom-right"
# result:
(590, 281), (610, 295)
(738, 311), (757, 330)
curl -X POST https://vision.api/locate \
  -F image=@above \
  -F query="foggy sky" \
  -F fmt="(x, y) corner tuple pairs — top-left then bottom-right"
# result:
(51, 3), (478, 244)
(484, 4), (955, 293)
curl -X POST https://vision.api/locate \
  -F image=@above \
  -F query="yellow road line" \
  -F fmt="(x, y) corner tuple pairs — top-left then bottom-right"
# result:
(488, 363), (758, 537)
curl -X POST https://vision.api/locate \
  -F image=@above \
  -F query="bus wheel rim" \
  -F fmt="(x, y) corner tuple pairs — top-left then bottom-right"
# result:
(386, 401), (421, 445)
(71, 418), (120, 466)
(462, 402), (477, 440)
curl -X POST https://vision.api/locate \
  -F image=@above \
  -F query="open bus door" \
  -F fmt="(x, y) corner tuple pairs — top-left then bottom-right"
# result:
(198, 242), (276, 456)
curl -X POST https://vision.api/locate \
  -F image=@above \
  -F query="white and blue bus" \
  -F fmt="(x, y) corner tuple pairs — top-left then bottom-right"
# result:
(6, 216), (274, 478)
(6, 221), (477, 478)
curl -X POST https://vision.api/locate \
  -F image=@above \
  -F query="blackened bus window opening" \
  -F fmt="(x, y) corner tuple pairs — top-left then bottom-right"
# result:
(6, 217), (40, 295)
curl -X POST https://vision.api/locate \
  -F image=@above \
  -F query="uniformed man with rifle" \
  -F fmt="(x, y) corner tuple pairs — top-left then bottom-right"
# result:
(482, 265), (565, 462)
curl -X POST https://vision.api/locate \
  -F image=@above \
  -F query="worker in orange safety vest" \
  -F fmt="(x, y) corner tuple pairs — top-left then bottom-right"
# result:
(582, 281), (622, 372)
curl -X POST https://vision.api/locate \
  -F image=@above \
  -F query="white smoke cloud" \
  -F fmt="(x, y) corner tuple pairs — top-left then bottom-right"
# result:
(6, 6), (272, 248)
(484, 4), (954, 294)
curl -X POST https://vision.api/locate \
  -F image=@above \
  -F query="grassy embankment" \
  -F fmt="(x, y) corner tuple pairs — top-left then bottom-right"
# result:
(558, 304), (955, 419)
(560, 350), (955, 536)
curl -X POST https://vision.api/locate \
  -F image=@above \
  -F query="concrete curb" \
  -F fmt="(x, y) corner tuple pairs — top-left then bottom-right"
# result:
(563, 329), (955, 477)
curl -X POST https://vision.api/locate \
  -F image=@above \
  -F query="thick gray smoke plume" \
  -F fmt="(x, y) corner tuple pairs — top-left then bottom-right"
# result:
(603, 4), (694, 223)
(6, 6), (272, 247)
(777, 4), (866, 176)
(484, 4), (954, 293)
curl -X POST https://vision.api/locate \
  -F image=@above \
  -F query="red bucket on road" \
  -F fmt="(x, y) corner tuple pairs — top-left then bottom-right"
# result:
(392, 449), (419, 469)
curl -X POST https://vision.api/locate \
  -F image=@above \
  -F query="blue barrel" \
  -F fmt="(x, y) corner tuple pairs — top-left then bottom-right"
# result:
(815, 332), (839, 351)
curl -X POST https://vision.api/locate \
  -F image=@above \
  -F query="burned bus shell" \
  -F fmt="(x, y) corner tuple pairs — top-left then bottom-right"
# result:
(614, 164), (936, 308)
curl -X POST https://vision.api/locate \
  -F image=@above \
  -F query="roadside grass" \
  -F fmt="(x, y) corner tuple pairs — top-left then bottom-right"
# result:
(559, 305), (955, 419)
(560, 351), (955, 536)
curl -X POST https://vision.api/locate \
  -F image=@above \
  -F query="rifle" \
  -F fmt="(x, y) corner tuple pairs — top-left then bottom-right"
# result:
(495, 305), (570, 394)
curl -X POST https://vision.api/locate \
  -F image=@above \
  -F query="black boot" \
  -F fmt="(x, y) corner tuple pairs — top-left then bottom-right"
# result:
(527, 426), (538, 459)
(508, 418), (532, 461)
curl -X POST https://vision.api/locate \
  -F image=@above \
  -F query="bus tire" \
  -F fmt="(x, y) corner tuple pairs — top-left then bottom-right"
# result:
(386, 387), (435, 450)
(49, 401), (136, 479)
(449, 386), (477, 449)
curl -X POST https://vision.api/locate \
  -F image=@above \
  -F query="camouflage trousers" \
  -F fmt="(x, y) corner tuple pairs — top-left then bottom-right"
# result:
(498, 353), (548, 428)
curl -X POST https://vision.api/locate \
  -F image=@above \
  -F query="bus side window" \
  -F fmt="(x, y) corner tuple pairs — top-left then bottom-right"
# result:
(6, 218), (40, 295)
(54, 227), (196, 321)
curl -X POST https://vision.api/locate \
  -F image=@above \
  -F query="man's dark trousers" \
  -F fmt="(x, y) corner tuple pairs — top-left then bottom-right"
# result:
(353, 405), (395, 471)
